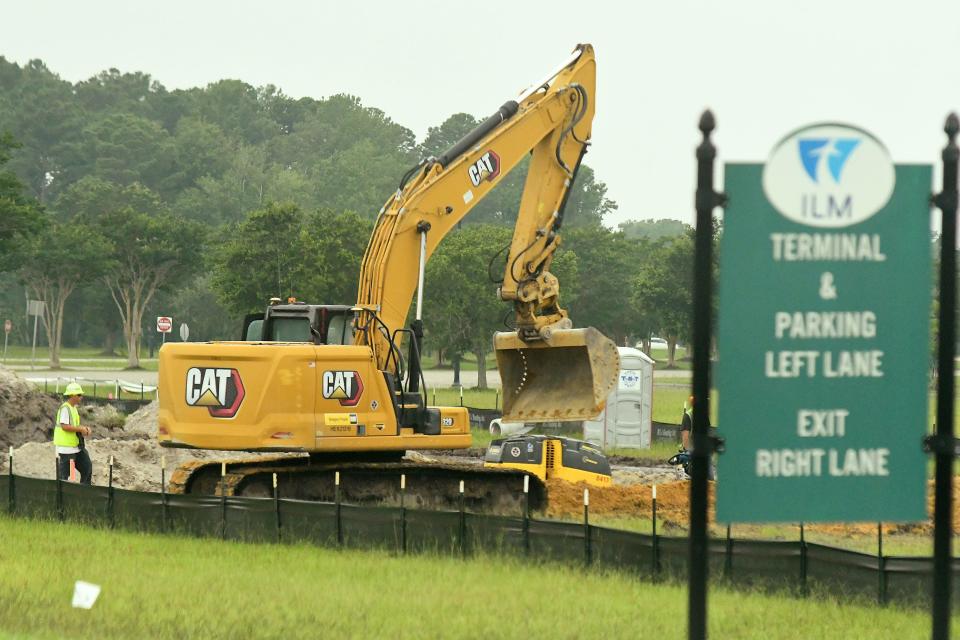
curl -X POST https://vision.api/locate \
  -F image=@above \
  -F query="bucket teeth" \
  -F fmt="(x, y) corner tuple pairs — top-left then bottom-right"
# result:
(494, 327), (620, 423)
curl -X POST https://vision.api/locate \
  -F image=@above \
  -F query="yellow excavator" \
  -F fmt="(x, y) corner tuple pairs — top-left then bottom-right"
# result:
(157, 44), (619, 511)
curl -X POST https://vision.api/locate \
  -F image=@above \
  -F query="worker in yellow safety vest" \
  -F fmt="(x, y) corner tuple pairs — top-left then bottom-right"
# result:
(53, 382), (93, 484)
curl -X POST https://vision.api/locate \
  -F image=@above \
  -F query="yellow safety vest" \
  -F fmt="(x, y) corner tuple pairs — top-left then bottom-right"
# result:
(53, 401), (80, 448)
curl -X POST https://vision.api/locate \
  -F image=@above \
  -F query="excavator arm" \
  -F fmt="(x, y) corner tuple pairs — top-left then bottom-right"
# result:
(355, 44), (619, 422)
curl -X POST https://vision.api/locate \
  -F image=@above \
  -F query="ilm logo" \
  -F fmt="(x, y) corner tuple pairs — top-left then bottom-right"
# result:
(185, 367), (245, 418)
(468, 150), (501, 187)
(322, 370), (364, 406)
(798, 138), (860, 184)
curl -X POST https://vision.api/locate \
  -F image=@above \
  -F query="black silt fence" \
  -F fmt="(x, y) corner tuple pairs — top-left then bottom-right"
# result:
(1, 472), (957, 611)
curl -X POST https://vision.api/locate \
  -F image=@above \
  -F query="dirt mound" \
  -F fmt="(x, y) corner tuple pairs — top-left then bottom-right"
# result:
(0, 399), (286, 492)
(0, 367), (131, 450)
(545, 477), (960, 535)
(2, 438), (271, 492)
(545, 479), (710, 526)
(122, 401), (158, 439)
(0, 366), (60, 450)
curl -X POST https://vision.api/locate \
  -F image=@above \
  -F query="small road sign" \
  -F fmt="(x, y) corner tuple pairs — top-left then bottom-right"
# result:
(156, 316), (173, 333)
(179, 323), (189, 342)
(3, 319), (10, 334)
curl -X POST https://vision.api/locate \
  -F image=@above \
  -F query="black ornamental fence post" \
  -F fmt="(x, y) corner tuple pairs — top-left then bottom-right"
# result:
(689, 109), (726, 640)
(799, 522), (808, 597)
(877, 522), (886, 606)
(273, 473), (281, 544)
(161, 454), (168, 534)
(522, 475), (530, 556)
(929, 111), (958, 640)
(458, 480), (467, 558)
(652, 484), (659, 579)
(724, 524), (733, 580)
(7, 446), (13, 515)
(335, 471), (342, 547)
(583, 488), (592, 567)
(55, 454), (63, 522)
(400, 474), (407, 554)
(107, 456), (115, 530)
(219, 463), (227, 540)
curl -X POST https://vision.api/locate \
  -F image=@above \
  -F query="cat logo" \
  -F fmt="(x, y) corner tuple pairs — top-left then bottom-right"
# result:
(185, 367), (245, 418)
(322, 370), (364, 406)
(468, 150), (500, 187)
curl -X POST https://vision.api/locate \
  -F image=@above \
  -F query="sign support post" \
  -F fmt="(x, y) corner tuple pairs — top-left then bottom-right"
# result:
(27, 301), (44, 371)
(688, 110), (726, 640)
(930, 112), (958, 640)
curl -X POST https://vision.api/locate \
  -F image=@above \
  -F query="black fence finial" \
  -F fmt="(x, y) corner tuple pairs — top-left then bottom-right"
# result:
(698, 109), (716, 136)
(944, 112), (959, 139)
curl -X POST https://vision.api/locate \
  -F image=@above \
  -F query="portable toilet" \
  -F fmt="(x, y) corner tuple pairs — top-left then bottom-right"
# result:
(583, 347), (654, 449)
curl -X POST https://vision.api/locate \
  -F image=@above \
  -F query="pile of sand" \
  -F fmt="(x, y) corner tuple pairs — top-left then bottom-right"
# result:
(544, 477), (960, 535)
(0, 367), (130, 450)
(0, 366), (60, 450)
(0, 401), (277, 492)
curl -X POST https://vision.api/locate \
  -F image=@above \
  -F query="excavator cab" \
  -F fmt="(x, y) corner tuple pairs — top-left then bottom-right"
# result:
(241, 302), (356, 345)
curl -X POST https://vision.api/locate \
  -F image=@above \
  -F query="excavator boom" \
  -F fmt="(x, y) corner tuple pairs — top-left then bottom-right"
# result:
(355, 43), (618, 421)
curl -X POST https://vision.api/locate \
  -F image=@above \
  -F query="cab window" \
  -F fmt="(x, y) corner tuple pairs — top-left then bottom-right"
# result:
(268, 317), (311, 342)
(325, 313), (353, 345)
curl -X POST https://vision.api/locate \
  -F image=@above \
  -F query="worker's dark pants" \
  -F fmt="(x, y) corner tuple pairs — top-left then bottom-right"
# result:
(58, 449), (92, 485)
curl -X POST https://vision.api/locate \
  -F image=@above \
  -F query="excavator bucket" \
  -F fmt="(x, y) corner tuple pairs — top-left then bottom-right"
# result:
(494, 328), (620, 422)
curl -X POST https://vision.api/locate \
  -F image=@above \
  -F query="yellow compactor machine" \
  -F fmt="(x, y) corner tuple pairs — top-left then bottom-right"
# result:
(158, 44), (619, 512)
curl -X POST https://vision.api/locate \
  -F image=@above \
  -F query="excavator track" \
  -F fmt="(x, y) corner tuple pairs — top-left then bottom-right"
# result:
(168, 455), (547, 514)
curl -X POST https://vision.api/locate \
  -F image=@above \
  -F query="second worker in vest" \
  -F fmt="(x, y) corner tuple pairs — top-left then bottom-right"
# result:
(53, 382), (93, 484)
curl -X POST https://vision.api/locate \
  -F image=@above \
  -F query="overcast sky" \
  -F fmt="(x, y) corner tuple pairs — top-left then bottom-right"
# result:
(4, 0), (959, 227)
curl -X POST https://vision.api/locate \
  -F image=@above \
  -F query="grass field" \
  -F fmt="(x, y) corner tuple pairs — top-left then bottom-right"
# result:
(2, 345), (159, 372)
(0, 516), (942, 640)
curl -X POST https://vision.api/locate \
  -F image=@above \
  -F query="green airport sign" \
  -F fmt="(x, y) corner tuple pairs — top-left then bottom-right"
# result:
(716, 124), (931, 523)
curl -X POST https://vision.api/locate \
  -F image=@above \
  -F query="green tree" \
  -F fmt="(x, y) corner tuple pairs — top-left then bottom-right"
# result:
(55, 175), (163, 220)
(632, 234), (695, 366)
(16, 222), (112, 367)
(424, 225), (515, 389)
(0, 132), (43, 270)
(211, 203), (372, 315)
(212, 202), (308, 314)
(68, 180), (204, 367)
(161, 116), (232, 196)
(618, 218), (688, 241)
(298, 208), (373, 305)
(173, 144), (270, 224)
(189, 79), (281, 145)
(561, 225), (644, 345)
(154, 275), (237, 343)
(73, 69), (169, 122)
(77, 113), (174, 190)
(0, 58), (84, 204)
